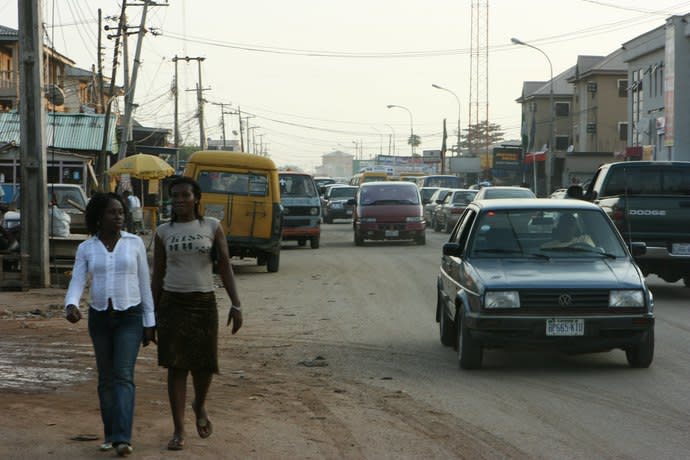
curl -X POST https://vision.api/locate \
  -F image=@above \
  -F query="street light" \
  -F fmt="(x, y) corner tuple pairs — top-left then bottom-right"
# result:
(387, 104), (415, 155)
(511, 37), (554, 196)
(431, 84), (462, 156)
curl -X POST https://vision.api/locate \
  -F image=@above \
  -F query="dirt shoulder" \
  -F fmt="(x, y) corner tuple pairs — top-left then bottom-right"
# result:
(0, 287), (486, 460)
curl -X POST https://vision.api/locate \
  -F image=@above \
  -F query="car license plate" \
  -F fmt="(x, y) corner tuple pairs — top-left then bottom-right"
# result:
(671, 243), (690, 255)
(546, 319), (584, 336)
(385, 230), (399, 237)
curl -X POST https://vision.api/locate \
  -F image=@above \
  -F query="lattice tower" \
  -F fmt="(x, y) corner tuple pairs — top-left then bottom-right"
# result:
(468, 0), (489, 159)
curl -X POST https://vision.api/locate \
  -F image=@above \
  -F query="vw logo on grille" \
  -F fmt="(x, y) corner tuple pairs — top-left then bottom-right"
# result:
(558, 294), (573, 306)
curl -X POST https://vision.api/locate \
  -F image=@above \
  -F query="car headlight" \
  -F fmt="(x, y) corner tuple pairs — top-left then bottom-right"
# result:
(484, 291), (520, 309)
(360, 217), (376, 223)
(609, 290), (645, 307)
(310, 207), (319, 216)
(406, 216), (424, 222)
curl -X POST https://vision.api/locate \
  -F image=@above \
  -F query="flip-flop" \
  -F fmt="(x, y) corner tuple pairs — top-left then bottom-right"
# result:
(167, 435), (185, 451)
(192, 401), (213, 439)
(196, 416), (213, 439)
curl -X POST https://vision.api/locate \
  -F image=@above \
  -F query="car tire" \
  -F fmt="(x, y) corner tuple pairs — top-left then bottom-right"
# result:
(684, 275), (690, 288)
(311, 236), (320, 249)
(444, 219), (452, 233)
(325, 215), (333, 224)
(354, 231), (364, 246)
(438, 290), (455, 347)
(415, 233), (426, 245)
(257, 255), (267, 266)
(433, 218), (442, 232)
(457, 311), (482, 370)
(626, 328), (654, 368)
(267, 252), (280, 273)
(298, 239), (307, 247)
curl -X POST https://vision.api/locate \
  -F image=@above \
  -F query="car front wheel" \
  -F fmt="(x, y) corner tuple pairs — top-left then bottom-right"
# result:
(354, 231), (364, 246)
(457, 311), (482, 369)
(626, 328), (654, 368)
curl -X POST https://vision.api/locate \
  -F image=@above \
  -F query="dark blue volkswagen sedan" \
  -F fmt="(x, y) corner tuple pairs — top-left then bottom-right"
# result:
(436, 199), (654, 369)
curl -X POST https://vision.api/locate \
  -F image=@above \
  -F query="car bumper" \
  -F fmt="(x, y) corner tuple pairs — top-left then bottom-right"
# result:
(357, 222), (425, 240)
(325, 208), (354, 219)
(465, 313), (654, 351)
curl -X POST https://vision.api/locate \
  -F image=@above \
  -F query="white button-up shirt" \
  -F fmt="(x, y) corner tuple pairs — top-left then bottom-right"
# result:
(64, 232), (155, 327)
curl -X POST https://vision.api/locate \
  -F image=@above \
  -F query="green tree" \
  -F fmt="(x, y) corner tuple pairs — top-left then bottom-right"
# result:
(408, 134), (421, 148)
(460, 121), (505, 155)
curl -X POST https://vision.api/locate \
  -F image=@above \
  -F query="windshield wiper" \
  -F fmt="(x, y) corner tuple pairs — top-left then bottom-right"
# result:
(542, 246), (617, 258)
(474, 248), (523, 255)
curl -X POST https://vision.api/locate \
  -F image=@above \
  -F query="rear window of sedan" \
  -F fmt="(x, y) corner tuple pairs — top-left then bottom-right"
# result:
(482, 188), (535, 199)
(452, 191), (477, 204)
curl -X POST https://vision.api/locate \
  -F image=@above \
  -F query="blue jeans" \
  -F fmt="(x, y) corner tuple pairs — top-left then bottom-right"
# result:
(88, 304), (143, 445)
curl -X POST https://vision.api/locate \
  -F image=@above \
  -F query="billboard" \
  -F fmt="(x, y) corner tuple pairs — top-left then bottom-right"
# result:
(449, 156), (481, 173)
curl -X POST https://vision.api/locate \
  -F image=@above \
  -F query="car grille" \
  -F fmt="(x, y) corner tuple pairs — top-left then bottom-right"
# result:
(513, 289), (643, 314)
(284, 206), (313, 216)
(284, 218), (311, 227)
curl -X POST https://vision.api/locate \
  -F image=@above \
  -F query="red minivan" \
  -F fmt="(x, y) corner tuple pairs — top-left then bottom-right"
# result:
(350, 181), (426, 245)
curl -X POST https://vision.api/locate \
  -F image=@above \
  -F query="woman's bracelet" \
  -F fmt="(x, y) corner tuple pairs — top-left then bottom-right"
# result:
(231, 304), (242, 312)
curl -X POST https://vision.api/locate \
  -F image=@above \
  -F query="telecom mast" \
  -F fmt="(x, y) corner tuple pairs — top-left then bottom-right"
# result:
(468, 0), (489, 163)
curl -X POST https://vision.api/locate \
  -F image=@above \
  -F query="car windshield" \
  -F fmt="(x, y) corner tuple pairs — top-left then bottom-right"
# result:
(360, 185), (419, 205)
(469, 209), (627, 259)
(279, 175), (318, 197)
(329, 187), (356, 199)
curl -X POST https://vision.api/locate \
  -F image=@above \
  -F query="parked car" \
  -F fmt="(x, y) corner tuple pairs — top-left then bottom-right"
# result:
(424, 188), (452, 230)
(473, 186), (536, 201)
(322, 185), (357, 223)
(435, 189), (478, 233)
(436, 199), (654, 369)
(11, 183), (89, 234)
(581, 160), (690, 286)
(351, 181), (426, 245)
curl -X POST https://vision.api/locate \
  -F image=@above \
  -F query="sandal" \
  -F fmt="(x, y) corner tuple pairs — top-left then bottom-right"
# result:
(192, 401), (213, 439)
(167, 435), (185, 451)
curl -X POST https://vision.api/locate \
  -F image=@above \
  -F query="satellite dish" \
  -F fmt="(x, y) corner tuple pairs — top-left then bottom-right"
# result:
(45, 84), (65, 106)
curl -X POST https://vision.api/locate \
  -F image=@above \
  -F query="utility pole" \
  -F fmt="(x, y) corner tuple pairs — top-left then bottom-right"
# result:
(97, 1), (127, 191)
(243, 113), (256, 153)
(117, 0), (166, 161)
(97, 9), (105, 113)
(19, 0), (49, 286)
(172, 55), (180, 168)
(181, 57), (208, 150)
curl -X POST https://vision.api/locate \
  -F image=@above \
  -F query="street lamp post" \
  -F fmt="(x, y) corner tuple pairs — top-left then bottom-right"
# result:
(387, 104), (415, 155)
(511, 37), (554, 197)
(431, 84), (462, 155)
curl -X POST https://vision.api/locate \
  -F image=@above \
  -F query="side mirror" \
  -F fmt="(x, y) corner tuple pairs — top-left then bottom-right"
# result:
(629, 242), (646, 257)
(442, 242), (462, 257)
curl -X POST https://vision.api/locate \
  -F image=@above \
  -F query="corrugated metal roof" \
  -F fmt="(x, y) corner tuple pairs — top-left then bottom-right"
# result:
(0, 112), (116, 152)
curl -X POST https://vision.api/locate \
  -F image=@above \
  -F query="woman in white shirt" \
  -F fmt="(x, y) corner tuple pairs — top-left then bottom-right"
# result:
(64, 192), (155, 457)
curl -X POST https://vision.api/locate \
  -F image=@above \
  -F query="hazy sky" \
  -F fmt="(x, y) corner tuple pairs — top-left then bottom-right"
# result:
(3, 0), (690, 171)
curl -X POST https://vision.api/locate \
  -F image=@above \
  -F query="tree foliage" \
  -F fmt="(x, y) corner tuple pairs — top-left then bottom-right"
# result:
(408, 134), (422, 148)
(460, 121), (505, 155)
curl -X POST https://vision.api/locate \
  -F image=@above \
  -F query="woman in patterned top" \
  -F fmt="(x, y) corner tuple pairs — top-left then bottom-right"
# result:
(151, 176), (242, 451)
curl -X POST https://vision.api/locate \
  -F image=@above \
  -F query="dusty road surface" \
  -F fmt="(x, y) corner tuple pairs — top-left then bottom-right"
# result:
(1, 223), (689, 459)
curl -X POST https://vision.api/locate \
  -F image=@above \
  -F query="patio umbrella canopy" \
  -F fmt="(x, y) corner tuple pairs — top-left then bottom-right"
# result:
(108, 153), (175, 179)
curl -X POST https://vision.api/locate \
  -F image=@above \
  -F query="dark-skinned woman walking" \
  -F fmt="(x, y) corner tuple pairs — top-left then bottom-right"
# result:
(151, 176), (242, 451)
(64, 192), (156, 457)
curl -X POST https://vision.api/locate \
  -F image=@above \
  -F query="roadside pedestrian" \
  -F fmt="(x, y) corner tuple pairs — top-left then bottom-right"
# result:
(151, 176), (242, 451)
(123, 190), (143, 233)
(64, 192), (156, 457)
